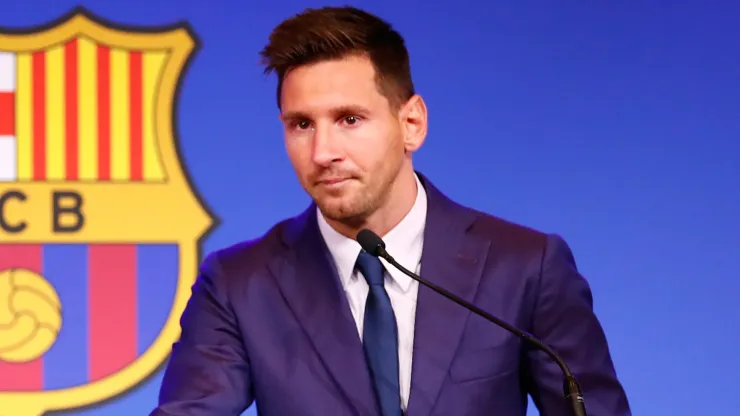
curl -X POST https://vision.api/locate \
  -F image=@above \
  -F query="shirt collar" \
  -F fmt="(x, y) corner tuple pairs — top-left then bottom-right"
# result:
(317, 174), (427, 292)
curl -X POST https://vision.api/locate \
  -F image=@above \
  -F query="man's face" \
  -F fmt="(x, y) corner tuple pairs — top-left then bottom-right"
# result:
(279, 54), (407, 224)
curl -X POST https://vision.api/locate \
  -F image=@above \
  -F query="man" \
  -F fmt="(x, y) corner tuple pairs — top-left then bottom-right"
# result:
(152, 6), (630, 416)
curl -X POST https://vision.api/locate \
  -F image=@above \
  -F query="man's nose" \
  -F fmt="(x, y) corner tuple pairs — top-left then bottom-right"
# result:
(311, 124), (343, 166)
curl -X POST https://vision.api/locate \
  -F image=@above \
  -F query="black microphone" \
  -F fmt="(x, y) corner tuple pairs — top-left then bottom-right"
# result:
(356, 228), (588, 416)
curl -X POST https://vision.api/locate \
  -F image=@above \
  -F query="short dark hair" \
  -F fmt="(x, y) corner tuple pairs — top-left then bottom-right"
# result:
(259, 6), (415, 111)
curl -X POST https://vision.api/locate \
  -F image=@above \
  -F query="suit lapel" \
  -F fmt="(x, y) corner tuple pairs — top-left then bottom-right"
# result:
(268, 207), (379, 416)
(406, 176), (491, 416)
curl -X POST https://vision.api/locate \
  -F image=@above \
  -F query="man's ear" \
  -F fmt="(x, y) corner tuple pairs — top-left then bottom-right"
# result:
(399, 94), (428, 152)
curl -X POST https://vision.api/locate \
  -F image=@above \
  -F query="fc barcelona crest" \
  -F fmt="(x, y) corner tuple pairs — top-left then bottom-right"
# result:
(0, 7), (215, 415)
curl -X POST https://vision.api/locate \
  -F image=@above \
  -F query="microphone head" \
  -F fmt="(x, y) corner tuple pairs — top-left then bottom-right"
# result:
(356, 229), (385, 257)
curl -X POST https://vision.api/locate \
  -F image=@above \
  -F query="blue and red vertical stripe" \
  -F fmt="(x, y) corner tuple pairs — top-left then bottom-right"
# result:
(0, 243), (178, 391)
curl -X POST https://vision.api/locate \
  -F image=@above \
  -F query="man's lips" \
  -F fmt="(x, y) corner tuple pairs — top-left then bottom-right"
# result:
(315, 177), (358, 190)
(318, 177), (352, 185)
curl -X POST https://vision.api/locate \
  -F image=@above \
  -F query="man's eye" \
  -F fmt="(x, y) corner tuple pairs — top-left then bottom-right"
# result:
(294, 120), (311, 129)
(343, 116), (360, 125)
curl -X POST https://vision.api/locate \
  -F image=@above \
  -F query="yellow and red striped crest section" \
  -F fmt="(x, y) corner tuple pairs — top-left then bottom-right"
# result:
(0, 37), (168, 182)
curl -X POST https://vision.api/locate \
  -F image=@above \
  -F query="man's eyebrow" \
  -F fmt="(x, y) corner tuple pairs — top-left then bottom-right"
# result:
(281, 110), (309, 121)
(281, 105), (372, 121)
(331, 105), (371, 117)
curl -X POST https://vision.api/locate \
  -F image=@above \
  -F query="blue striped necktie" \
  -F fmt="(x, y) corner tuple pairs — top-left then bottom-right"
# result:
(355, 250), (402, 416)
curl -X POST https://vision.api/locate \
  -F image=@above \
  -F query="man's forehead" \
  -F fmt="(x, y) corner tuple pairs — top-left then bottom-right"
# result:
(278, 55), (390, 116)
(284, 64), (375, 92)
(281, 81), (384, 117)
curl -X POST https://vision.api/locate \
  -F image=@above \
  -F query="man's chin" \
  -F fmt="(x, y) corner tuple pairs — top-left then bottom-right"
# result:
(315, 199), (366, 224)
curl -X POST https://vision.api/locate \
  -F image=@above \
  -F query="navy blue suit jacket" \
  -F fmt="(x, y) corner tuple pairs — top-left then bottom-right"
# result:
(152, 173), (631, 415)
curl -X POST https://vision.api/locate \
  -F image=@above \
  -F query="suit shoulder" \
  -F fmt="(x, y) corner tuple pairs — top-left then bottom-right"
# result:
(465, 207), (575, 268)
(469, 209), (548, 246)
(202, 217), (292, 277)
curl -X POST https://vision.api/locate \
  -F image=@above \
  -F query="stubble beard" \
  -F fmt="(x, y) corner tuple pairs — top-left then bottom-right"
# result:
(315, 183), (378, 228)
(311, 131), (406, 230)
(315, 163), (400, 231)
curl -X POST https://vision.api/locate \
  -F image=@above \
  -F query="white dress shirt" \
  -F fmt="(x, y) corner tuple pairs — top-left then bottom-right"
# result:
(317, 174), (427, 412)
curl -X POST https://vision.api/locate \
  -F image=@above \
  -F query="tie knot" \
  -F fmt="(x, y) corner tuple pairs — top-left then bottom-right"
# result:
(356, 250), (385, 286)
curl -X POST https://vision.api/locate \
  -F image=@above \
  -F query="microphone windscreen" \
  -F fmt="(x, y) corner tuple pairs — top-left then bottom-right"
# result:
(356, 229), (385, 256)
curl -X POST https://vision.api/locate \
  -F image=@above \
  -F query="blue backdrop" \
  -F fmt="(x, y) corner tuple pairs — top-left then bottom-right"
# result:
(0, 1), (738, 415)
